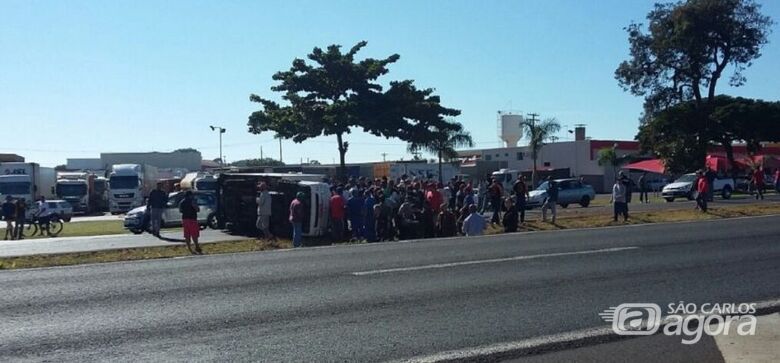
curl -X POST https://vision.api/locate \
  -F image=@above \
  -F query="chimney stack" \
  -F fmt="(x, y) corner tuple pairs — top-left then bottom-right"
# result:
(574, 125), (586, 141)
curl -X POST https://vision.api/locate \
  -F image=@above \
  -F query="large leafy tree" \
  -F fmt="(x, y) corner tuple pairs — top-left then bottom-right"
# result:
(407, 121), (473, 184)
(248, 41), (460, 181)
(616, 0), (772, 114)
(519, 118), (561, 186)
(230, 158), (286, 167)
(617, 0), (773, 171)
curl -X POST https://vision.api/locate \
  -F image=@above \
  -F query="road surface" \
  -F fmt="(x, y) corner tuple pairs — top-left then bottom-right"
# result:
(1, 215), (779, 362)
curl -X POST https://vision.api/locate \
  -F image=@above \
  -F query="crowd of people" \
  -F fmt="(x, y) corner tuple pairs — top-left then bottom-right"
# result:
(257, 174), (546, 246)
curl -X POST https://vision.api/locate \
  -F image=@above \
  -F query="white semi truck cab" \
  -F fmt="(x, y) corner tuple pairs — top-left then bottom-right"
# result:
(56, 172), (94, 213)
(108, 164), (158, 214)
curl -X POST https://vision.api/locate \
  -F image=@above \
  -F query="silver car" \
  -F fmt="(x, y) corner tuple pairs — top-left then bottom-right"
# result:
(526, 179), (596, 209)
(124, 192), (215, 234)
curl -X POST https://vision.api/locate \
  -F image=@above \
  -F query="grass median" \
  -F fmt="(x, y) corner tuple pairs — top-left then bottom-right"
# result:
(1, 201), (778, 270)
(1, 220), (128, 239)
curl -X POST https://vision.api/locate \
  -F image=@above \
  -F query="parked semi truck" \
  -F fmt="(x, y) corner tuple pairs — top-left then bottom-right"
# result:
(93, 176), (109, 212)
(0, 163), (56, 215)
(108, 164), (159, 214)
(180, 172), (218, 192)
(56, 172), (96, 214)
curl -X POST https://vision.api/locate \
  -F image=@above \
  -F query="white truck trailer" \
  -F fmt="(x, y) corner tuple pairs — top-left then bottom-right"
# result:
(0, 162), (56, 207)
(108, 164), (159, 214)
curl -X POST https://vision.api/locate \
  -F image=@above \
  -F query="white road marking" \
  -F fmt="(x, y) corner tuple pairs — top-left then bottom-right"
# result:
(351, 246), (640, 276)
(391, 298), (780, 363)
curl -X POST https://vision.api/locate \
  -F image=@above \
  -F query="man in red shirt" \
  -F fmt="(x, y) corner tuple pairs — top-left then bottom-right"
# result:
(774, 168), (780, 193)
(426, 183), (443, 214)
(753, 167), (765, 200)
(695, 171), (709, 212)
(330, 187), (346, 242)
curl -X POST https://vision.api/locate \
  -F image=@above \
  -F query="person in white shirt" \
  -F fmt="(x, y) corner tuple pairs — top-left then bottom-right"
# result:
(35, 197), (52, 236)
(255, 182), (275, 241)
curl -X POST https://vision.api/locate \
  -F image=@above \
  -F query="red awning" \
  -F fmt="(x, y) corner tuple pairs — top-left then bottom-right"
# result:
(707, 155), (749, 172)
(624, 159), (665, 174)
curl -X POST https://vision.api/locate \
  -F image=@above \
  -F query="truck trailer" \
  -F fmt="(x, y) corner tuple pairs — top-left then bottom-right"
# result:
(0, 162), (56, 214)
(108, 164), (159, 214)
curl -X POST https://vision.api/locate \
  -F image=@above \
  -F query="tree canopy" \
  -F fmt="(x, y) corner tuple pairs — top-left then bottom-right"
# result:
(230, 158), (286, 167)
(248, 41), (461, 180)
(616, 0), (773, 115)
(519, 118), (561, 185)
(173, 148), (200, 154)
(637, 95), (780, 174)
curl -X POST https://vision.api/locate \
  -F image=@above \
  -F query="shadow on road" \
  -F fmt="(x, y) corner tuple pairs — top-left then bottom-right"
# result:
(156, 236), (186, 243)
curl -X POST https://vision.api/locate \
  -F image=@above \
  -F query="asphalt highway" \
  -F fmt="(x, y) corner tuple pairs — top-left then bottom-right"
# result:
(1, 215), (779, 362)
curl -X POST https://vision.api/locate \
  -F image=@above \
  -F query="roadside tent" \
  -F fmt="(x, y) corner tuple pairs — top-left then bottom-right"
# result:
(706, 155), (749, 172)
(746, 154), (780, 169)
(624, 159), (666, 174)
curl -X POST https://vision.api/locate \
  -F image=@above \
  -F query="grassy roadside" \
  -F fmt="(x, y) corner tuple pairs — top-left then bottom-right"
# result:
(1, 201), (778, 270)
(0, 238), (292, 270)
(0, 220), (127, 239)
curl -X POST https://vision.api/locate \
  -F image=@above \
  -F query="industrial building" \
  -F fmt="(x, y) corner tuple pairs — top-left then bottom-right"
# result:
(457, 113), (642, 193)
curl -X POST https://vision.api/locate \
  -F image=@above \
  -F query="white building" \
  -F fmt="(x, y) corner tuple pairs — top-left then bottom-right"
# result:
(458, 126), (641, 193)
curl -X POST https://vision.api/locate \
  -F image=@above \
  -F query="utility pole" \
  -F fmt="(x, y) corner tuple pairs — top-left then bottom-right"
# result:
(260, 146), (263, 160)
(278, 137), (283, 163)
(381, 153), (387, 162)
(209, 125), (227, 166)
(526, 113), (539, 128)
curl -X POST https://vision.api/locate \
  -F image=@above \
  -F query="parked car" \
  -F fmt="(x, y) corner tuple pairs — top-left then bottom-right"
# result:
(526, 178), (595, 209)
(30, 200), (74, 222)
(123, 191), (216, 234)
(661, 173), (734, 202)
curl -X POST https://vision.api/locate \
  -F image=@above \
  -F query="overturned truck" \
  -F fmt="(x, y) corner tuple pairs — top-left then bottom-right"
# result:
(215, 173), (330, 238)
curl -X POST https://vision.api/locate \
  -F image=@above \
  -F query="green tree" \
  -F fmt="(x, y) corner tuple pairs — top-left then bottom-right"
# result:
(230, 158), (286, 167)
(248, 41), (460, 181)
(520, 118), (561, 186)
(617, 0), (772, 114)
(173, 148), (200, 154)
(407, 121), (474, 184)
(597, 147), (635, 181)
(617, 0), (773, 169)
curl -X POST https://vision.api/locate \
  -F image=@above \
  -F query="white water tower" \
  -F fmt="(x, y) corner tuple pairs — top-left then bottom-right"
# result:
(498, 112), (524, 147)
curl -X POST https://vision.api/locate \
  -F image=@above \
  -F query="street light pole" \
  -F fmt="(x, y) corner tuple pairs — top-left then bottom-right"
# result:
(209, 125), (227, 166)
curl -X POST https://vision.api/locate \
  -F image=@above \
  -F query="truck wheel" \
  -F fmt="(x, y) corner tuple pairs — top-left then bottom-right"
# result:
(579, 196), (591, 208)
(665, 197), (674, 202)
(721, 186), (732, 200)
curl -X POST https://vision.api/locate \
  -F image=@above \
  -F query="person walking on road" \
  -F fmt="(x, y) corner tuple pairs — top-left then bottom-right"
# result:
(462, 204), (486, 236)
(611, 177), (628, 222)
(638, 172), (649, 203)
(488, 178), (503, 225)
(753, 167), (765, 200)
(289, 192), (305, 248)
(255, 182), (275, 241)
(14, 198), (27, 239)
(695, 171), (709, 212)
(774, 168), (780, 193)
(512, 175), (529, 223)
(541, 177), (558, 223)
(179, 191), (203, 255)
(2, 196), (16, 240)
(147, 183), (168, 237)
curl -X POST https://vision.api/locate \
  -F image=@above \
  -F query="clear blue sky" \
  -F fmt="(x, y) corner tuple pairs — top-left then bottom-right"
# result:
(2, 0), (779, 167)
